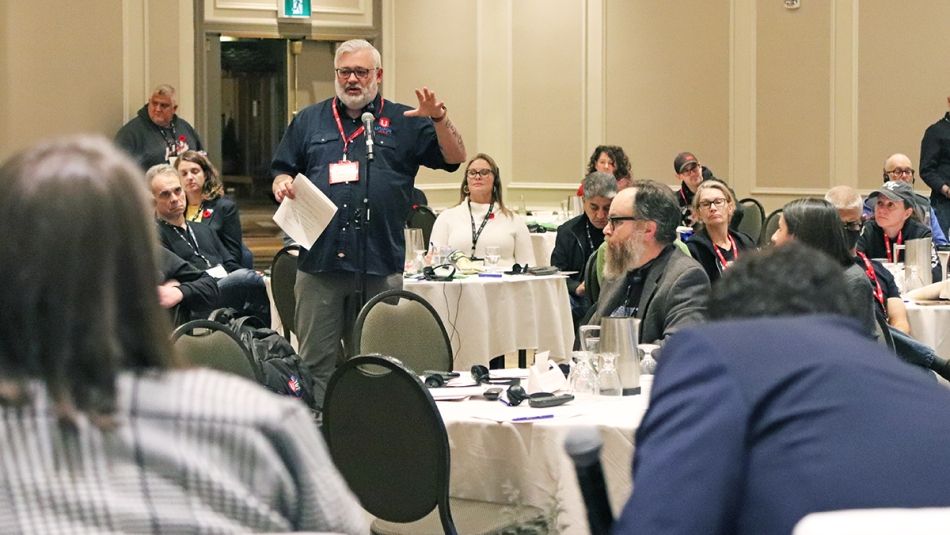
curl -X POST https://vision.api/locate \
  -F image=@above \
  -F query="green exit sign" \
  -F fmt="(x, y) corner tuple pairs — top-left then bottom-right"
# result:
(283, 0), (311, 18)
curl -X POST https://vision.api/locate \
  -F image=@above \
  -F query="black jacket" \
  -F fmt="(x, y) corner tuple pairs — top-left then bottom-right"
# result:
(920, 112), (950, 206)
(856, 218), (941, 282)
(685, 228), (757, 283)
(551, 214), (604, 295)
(157, 220), (242, 273)
(158, 246), (219, 322)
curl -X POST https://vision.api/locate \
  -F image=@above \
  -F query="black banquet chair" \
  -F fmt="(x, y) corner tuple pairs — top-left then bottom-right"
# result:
(270, 244), (302, 340)
(322, 355), (545, 535)
(406, 204), (437, 251)
(351, 289), (453, 372)
(171, 319), (261, 382)
(762, 208), (784, 246)
(737, 197), (766, 243)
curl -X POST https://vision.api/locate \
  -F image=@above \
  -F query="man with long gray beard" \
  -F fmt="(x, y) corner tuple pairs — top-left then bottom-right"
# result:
(587, 179), (709, 345)
(270, 39), (466, 408)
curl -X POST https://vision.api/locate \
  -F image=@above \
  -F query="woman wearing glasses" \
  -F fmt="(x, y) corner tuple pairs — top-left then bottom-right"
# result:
(685, 180), (757, 283)
(429, 153), (535, 268)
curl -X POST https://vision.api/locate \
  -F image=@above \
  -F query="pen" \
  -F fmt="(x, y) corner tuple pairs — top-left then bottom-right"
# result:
(478, 273), (503, 278)
(511, 414), (554, 422)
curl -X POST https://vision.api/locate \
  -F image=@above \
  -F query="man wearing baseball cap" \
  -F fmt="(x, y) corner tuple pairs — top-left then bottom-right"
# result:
(856, 180), (942, 282)
(673, 152), (703, 225)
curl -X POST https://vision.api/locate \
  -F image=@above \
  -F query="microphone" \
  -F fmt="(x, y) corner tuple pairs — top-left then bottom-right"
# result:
(564, 427), (614, 534)
(361, 112), (375, 161)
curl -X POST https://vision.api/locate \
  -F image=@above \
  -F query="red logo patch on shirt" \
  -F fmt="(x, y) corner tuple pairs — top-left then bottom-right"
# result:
(379, 117), (390, 128)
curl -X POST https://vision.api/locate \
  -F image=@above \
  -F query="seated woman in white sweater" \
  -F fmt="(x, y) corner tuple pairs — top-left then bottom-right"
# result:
(430, 152), (536, 268)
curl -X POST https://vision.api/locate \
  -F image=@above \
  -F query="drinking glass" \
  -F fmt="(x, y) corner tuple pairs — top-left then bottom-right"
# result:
(569, 351), (599, 397)
(484, 246), (501, 272)
(597, 353), (622, 397)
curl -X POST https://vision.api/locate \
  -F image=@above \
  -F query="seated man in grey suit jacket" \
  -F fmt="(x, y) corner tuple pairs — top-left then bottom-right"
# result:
(588, 179), (710, 345)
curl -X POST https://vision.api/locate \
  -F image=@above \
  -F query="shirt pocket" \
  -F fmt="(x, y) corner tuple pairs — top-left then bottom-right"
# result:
(305, 131), (342, 170)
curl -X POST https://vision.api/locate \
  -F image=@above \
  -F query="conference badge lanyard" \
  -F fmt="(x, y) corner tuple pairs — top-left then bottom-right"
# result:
(857, 251), (887, 318)
(883, 230), (903, 263)
(467, 198), (495, 258)
(713, 234), (738, 271)
(168, 222), (227, 279)
(328, 97), (385, 185)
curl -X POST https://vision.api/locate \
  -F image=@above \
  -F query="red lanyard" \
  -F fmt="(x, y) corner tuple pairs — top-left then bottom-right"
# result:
(712, 234), (738, 270)
(857, 251), (887, 317)
(331, 97), (385, 158)
(883, 229), (903, 263)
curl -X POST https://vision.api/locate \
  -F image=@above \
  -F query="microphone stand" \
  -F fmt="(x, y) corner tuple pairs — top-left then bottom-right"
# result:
(354, 114), (375, 317)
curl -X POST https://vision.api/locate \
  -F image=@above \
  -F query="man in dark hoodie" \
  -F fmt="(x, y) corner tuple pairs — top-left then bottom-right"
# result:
(115, 84), (203, 170)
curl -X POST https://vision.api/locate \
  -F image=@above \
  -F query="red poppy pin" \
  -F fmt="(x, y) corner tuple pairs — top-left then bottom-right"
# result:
(202, 208), (213, 219)
(488, 213), (495, 220)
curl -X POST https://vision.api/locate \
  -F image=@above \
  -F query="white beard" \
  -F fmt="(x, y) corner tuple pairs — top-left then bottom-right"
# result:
(335, 77), (378, 110)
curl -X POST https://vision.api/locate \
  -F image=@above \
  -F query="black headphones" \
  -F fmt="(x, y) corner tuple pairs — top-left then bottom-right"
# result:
(423, 264), (456, 281)
(470, 364), (520, 386)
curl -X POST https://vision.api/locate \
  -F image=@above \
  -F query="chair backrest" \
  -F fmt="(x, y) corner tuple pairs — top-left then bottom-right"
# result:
(352, 289), (453, 372)
(737, 197), (766, 243)
(323, 355), (456, 534)
(270, 244), (301, 340)
(583, 250), (601, 304)
(762, 208), (784, 246)
(406, 205), (437, 250)
(171, 319), (261, 381)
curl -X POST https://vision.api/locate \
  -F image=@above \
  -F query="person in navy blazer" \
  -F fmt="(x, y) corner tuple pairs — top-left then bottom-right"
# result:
(614, 242), (950, 535)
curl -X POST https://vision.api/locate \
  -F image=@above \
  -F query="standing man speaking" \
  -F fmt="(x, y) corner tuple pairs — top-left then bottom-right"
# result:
(271, 39), (466, 408)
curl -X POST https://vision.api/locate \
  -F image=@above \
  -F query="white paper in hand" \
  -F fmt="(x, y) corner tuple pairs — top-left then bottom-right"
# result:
(272, 173), (338, 248)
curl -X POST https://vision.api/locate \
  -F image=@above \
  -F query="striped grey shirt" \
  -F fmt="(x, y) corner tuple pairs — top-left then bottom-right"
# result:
(0, 368), (368, 534)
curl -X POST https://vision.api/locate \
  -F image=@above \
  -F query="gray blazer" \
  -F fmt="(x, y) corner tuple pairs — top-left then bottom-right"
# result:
(590, 246), (710, 345)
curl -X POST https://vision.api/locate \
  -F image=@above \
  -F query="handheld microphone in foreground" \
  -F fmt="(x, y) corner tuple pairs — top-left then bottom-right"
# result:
(564, 427), (614, 534)
(361, 112), (375, 161)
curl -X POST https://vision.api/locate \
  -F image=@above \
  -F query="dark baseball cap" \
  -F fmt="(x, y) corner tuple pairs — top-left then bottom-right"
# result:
(868, 180), (916, 208)
(674, 152), (699, 174)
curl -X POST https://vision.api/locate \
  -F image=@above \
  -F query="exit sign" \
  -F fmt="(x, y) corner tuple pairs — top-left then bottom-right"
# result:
(283, 0), (311, 18)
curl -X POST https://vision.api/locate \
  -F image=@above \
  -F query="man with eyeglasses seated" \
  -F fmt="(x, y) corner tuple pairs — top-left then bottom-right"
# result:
(587, 180), (709, 346)
(856, 180), (943, 283)
(861, 153), (948, 245)
(270, 39), (466, 409)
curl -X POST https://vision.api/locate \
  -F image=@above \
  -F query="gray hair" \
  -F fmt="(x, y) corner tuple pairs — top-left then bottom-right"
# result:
(145, 163), (179, 188)
(582, 172), (618, 201)
(334, 39), (381, 68)
(151, 84), (177, 105)
(825, 185), (863, 212)
(630, 179), (680, 245)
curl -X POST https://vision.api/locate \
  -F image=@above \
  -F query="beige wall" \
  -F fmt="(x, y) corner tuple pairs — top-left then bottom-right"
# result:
(3, 0), (950, 216)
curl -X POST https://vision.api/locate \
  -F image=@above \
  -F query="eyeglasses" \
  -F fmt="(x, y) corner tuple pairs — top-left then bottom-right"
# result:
(843, 221), (863, 232)
(334, 67), (377, 80)
(605, 215), (642, 228)
(886, 167), (915, 178)
(466, 168), (492, 177)
(698, 198), (728, 210)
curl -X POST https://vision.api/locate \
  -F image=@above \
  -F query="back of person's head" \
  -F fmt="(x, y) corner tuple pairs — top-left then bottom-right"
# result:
(630, 179), (680, 244)
(781, 198), (853, 266)
(582, 171), (617, 201)
(0, 135), (177, 427)
(708, 242), (857, 321)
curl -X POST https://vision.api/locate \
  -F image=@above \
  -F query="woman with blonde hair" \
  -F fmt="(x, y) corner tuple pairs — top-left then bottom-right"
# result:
(429, 152), (535, 267)
(686, 179), (757, 283)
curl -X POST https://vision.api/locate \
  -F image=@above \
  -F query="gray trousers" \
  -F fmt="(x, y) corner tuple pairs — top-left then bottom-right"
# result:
(294, 270), (403, 408)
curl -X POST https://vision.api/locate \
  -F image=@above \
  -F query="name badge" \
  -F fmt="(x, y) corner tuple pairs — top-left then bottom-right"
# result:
(329, 160), (359, 184)
(206, 264), (228, 279)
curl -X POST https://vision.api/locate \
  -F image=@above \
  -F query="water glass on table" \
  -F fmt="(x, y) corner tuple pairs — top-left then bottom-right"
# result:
(597, 353), (622, 397)
(569, 351), (599, 397)
(484, 246), (501, 272)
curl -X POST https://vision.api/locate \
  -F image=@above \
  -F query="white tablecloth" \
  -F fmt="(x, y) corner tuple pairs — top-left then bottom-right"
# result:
(438, 381), (650, 535)
(530, 232), (558, 266)
(405, 274), (575, 370)
(905, 301), (950, 359)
